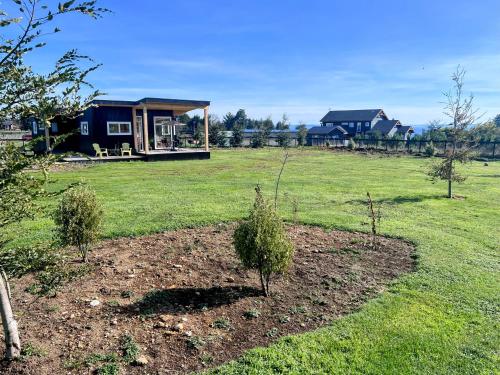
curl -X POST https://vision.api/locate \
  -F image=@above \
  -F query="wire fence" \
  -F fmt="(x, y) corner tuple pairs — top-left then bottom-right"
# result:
(204, 135), (498, 159)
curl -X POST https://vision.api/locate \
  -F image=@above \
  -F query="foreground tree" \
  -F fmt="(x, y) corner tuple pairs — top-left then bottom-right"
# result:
(0, 0), (107, 360)
(233, 186), (294, 297)
(427, 67), (480, 198)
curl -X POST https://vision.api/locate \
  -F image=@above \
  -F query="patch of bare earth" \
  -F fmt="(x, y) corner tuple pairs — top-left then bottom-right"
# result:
(2, 224), (415, 374)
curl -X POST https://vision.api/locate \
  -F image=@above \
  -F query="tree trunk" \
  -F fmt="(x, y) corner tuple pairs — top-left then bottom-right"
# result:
(259, 270), (268, 297)
(0, 271), (21, 360)
(448, 179), (452, 199)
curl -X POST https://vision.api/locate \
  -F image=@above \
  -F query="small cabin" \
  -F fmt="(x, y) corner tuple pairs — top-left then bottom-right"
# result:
(33, 97), (211, 159)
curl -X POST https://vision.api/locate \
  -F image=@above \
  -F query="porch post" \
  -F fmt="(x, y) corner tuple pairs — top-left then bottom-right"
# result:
(204, 106), (209, 151)
(132, 107), (138, 151)
(143, 106), (150, 154)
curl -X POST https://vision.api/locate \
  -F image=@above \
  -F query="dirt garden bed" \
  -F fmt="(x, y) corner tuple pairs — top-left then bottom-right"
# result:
(2, 224), (415, 374)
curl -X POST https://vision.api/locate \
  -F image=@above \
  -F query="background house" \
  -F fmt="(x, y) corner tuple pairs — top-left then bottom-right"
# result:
(320, 109), (389, 136)
(319, 109), (413, 140)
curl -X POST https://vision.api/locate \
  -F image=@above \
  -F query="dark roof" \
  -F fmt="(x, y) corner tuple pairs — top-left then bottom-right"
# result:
(92, 97), (210, 107)
(370, 120), (401, 135)
(396, 125), (414, 134)
(308, 126), (348, 135)
(320, 109), (386, 123)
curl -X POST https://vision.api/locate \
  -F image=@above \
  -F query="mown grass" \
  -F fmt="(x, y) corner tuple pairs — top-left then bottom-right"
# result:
(6, 148), (500, 374)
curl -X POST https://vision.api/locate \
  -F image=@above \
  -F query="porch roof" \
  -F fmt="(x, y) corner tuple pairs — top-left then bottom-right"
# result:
(92, 97), (210, 113)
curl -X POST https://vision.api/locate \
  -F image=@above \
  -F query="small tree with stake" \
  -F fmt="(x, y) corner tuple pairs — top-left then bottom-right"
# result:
(427, 66), (480, 198)
(233, 186), (294, 297)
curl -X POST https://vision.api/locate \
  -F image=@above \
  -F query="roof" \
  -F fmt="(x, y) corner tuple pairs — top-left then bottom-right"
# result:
(92, 97), (210, 108)
(396, 125), (414, 134)
(308, 126), (348, 135)
(370, 120), (401, 135)
(320, 109), (386, 123)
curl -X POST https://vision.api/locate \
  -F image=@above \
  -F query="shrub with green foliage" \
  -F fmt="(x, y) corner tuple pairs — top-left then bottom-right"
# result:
(54, 185), (103, 262)
(233, 186), (294, 296)
(347, 138), (356, 150)
(424, 141), (436, 157)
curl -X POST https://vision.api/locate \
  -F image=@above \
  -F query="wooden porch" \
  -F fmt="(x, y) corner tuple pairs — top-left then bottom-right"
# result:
(62, 148), (210, 163)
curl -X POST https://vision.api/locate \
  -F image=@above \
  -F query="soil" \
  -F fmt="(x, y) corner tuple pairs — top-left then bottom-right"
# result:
(1, 224), (415, 374)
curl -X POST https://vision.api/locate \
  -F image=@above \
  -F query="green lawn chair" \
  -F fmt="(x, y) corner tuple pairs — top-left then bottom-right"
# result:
(121, 143), (132, 156)
(93, 143), (108, 158)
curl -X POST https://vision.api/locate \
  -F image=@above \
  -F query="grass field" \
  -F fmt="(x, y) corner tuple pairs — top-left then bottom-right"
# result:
(6, 148), (500, 374)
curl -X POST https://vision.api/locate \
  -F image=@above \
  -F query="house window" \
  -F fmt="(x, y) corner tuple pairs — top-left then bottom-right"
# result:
(107, 121), (131, 136)
(81, 121), (89, 135)
(51, 122), (58, 133)
(32, 121), (37, 135)
(349, 122), (354, 128)
(341, 122), (348, 126)
(365, 121), (370, 127)
(356, 122), (362, 133)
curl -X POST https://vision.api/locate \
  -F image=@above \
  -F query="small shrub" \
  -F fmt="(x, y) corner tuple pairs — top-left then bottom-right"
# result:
(243, 309), (261, 319)
(347, 139), (356, 150)
(54, 185), (103, 262)
(233, 186), (294, 296)
(424, 141), (436, 157)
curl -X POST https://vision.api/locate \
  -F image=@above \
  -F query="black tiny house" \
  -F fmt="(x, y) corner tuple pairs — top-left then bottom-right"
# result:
(35, 97), (211, 156)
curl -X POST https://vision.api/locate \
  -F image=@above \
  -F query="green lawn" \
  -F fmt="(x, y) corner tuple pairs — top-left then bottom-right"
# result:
(8, 148), (500, 374)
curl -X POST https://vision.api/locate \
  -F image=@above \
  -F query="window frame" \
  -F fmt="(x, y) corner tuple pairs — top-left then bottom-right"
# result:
(107, 121), (132, 136)
(349, 122), (354, 128)
(80, 121), (89, 135)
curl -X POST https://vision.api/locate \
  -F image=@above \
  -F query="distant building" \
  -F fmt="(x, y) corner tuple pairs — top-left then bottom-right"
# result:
(319, 109), (413, 140)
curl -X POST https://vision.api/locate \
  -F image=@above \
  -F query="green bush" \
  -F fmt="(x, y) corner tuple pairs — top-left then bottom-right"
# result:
(347, 139), (356, 150)
(233, 186), (294, 296)
(54, 185), (103, 262)
(424, 141), (436, 157)
(0, 244), (61, 278)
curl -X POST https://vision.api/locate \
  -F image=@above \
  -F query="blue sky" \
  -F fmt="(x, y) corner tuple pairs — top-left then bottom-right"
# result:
(23, 0), (500, 124)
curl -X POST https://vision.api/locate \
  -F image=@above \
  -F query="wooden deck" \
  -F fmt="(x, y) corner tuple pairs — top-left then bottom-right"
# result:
(62, 149), (210, 163)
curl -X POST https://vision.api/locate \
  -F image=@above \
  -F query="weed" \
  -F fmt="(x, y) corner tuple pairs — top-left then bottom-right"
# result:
(289, 306), (307, 315)
(187, 336), (206, 351)
(200, 353), (214, 365)
(120, 290), (133, 298)
(278, 315), (290, 324)
(212, 317), (231, 330)
(243, 309), (261, 319)
(266, 327), (279, 337)
(21, 342), (46, 358)
(120, 334), (140, 363)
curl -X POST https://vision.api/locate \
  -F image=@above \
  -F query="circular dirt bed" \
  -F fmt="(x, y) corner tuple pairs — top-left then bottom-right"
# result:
(2, 224), (415, 374)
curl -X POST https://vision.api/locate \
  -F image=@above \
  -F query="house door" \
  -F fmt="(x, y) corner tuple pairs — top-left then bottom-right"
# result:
(154, 116), (172, 149)
(135, 116), (144, 151)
